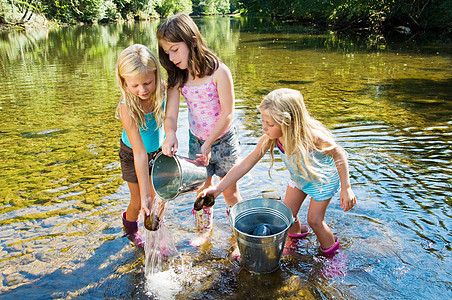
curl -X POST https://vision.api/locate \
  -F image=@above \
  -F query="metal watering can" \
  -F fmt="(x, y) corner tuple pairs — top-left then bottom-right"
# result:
(228, 198), (295, 274)
(151, 152), (208, 201)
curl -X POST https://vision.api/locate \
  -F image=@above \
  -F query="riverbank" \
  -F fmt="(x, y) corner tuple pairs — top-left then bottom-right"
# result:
(0, 14), (57, 32)
(1, 15), (450, 40)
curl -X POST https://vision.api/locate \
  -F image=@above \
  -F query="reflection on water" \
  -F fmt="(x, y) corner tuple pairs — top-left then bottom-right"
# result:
(0, 17), (451, 299)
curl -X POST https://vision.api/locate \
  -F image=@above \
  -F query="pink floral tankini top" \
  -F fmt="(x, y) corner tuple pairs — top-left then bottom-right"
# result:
(181, 75), (232, 141)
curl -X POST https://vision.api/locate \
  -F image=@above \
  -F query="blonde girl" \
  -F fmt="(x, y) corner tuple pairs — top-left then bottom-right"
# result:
(156, 13), (242, 245)
(115, 44), (165, 248)
(202, 88), (356, 256)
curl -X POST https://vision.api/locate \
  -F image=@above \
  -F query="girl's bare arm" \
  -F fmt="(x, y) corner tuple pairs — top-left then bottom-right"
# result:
(120, 103), (152, 215)
(162, 86), (181, 156)
(198, 63), (235, 164)
(317, 131), (357, 212)
(202, 136), (269, 198)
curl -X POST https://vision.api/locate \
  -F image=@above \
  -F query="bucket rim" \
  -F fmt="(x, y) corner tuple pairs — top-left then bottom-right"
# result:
(151, 152), (183, 201)
(228, 198), (294, 239)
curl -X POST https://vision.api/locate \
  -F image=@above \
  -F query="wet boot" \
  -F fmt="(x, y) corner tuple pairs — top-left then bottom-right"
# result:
(189, 206), (213, 247)
(320, 236), (348, 277)
(320, 235), (340, 258)
(122, 212), (145, 248)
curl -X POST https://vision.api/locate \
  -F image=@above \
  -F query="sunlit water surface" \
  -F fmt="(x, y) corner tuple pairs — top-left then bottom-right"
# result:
(0, 17), (451, 299)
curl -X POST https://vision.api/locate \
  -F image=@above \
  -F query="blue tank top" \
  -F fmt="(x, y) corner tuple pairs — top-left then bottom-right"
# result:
(121, 101), (165, 153)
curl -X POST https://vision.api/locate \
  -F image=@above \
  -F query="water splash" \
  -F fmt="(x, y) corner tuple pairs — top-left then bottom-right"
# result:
(145, 255), (214, 300)
(144, 196), (177, 276)
(145, 267), (184, 299)
(320, 251), (349, 278)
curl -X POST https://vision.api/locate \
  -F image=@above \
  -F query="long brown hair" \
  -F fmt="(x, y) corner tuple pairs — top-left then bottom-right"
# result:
(156, 13), (219, 89)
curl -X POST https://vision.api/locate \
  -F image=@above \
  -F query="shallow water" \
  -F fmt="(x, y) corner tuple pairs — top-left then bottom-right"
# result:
(0, 17), (451, 299)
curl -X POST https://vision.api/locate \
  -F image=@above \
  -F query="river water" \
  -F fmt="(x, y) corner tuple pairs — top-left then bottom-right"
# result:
(0, 17), (451, 299)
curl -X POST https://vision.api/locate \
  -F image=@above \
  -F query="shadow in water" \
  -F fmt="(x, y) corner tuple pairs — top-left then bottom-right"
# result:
(366, 77), (452, 103)
(0, 237), (145, 299)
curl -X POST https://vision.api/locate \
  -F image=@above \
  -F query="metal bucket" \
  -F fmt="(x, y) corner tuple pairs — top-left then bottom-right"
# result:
(151, 152), (207, 201)
(228, 198), (294, 274)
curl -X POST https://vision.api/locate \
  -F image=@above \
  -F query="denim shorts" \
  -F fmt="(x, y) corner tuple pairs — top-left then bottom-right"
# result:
(188, 127), (241, 178)
(118, 139), (161, 183)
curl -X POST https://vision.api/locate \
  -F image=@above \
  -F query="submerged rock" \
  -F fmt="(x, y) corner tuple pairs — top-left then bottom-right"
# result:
(252, 224), (272, 236)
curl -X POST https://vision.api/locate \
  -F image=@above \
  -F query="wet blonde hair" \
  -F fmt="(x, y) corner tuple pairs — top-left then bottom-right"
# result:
(115, 44), (165, 129)
(258, 88), (336, 181)
(156, 13), (219, 89)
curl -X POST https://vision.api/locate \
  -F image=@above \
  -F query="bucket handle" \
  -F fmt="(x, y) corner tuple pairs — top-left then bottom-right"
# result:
(226, 206), (232, 228)
(148, 150), (163, 167)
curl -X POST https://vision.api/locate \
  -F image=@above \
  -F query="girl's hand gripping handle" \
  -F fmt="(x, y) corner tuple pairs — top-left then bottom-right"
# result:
(162, 131), (178, 156)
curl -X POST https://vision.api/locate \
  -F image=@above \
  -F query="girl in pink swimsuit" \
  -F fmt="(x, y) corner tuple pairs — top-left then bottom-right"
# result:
(157, 13), (242, 247)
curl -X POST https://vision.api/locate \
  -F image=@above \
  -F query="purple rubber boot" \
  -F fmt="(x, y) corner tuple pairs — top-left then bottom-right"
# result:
(320, 235), (340, 258)
(122, 212), (145, 248)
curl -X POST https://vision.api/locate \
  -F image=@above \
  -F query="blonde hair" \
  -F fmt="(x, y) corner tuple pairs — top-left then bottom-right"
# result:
(156, 13), (219, 89)
(115, 44), (165, 130)
(258, 88), (336, 181)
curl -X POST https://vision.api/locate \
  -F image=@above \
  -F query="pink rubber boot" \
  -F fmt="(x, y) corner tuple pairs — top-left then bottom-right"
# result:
(320, 236), (348, 277)
(189, 206), (213, 247)
(288, 225), (310, 239)
(320, 235), (340, 258)
(122, 212), (145, 248)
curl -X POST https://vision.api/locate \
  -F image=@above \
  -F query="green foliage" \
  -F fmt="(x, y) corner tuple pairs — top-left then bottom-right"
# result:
(76, 0), (104, 22)
(423, 0), (452, 29)
(37, 0), (164, 23)
(192, 0), (230, 15)
(1, 0), (448, 33)
(112, 0), (149, 20)
(236, 0), (451, 32)
(0, 0), (232, 25)
(155, 0), (192, 17)
(41, 0), (77, 23)
(0, 0), (43, 24)
(98, 0), (119, 21)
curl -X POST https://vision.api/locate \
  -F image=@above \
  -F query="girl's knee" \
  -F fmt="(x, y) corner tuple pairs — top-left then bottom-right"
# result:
(306, 214), (324, 229)
(222, 185), (241, 206)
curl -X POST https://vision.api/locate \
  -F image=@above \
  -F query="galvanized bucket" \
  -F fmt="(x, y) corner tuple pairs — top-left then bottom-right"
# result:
(228, 198), (294, 274)
(151, 152), (207, 201)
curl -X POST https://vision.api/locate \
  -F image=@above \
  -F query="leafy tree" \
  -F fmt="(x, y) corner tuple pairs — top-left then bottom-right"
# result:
(40, 0), (103, 23)
(112, 0), (149, 20)
(155, 0), (192, 17)
(0, 0), (42, 24)
(192, 0), (230, 15)
(98, 0), (119, 21)
(235, 0), (451, 32)
(1, 0), (449, 32)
